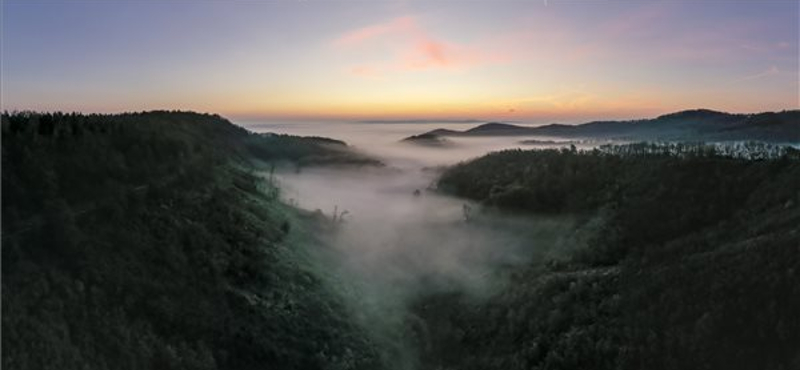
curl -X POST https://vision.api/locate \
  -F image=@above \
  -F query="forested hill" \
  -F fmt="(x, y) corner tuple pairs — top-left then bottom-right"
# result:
(411, 109), (800, 143)
(421, 144), (800, 370)
(1, 111), (385, 370)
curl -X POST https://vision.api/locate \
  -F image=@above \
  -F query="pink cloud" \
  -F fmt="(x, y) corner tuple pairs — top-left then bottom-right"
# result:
(332, 16), (416, 48)
(334, 5), (795, 80)
(350, 65), (382, 78)
(417, 40), (447, 66)
(399, 39), (487, 71)
(333, 16), (505, 76)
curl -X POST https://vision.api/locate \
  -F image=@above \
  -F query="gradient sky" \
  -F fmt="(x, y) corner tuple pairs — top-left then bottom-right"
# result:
(2, 0), (798, 123)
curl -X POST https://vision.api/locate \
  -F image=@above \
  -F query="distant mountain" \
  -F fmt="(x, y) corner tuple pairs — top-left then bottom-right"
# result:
(405, 109), (800, 143)
(401, 132), (453, 147)
(425, 128), (463, 136)
(359, 119), (482, 124)
(464, 122), (527, 135)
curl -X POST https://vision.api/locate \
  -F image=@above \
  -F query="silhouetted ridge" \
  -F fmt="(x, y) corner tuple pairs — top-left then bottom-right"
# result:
(408, 109), (799, 143)
(655, 108), (732, 120)
(401, 132), (453, 147)
(423, 128), (463, 136)
(464, 122), (527, 133)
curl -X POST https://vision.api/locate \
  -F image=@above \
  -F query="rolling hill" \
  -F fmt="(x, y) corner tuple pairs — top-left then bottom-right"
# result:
(406, 109), (800, 143)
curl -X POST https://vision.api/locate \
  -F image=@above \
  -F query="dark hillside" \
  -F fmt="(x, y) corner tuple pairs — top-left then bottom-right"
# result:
(425, 143), (800, 370)
(1, 111), (384, 370)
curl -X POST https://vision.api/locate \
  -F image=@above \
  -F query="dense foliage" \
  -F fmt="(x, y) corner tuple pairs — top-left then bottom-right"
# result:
(5, 112), (799, 370)
(425, 144), (800, 370)
(2, 111), (384, 370)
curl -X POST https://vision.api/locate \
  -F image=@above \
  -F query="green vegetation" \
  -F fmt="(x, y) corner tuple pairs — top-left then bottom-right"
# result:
(2, 111), (383, 370)
(420, 143), (800, 370)
(5, 112), (799, 370)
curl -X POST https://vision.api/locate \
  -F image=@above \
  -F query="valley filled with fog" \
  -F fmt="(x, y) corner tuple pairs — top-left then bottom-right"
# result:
(5, 112), (797, 370)
(5, 0), (798, 368)
(235, 120), (800, 369)
(244, 121), (591, 367)
(245, 121), (590, 168)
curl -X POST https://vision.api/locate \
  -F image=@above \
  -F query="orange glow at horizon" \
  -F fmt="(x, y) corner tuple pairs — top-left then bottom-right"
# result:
(2, 1), (797, 122)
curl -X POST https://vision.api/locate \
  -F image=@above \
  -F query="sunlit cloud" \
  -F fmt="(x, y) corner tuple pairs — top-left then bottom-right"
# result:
(3, 1), (796, 120)
(398, 38), (498, 72)
(350, 65), (382, 78)
(332, 16), (417, 47)
(333, 16), (507, 76)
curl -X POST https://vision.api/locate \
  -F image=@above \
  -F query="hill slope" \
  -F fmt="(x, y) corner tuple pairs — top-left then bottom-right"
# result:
(1, 111), (385, 370)
(423, 144), (800, 370)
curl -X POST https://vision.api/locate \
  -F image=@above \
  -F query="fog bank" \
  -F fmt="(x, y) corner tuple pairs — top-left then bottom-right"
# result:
(247, 121), (588, 369)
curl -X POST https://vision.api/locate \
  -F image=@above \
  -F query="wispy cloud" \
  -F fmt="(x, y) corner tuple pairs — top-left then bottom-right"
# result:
(731, 66), (780, 84)
(350, 65), (383, 79)
(333, 16), (505, 76)
(503, 88), (598, 112)
(484, 85), (665, 121)
(740, 41), (794, 53)
(398, 38), (496, 72)
(332, 16), (416, 48)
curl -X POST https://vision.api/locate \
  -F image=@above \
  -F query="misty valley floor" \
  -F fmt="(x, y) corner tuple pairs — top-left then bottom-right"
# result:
(272, 138), (800, 370)
(273, 164), (586, 370)
(3, 112), (800, 370)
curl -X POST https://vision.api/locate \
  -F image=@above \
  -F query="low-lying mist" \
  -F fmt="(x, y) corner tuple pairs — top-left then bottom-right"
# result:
(245, 121), (597, 168)
(248, 121), (593, 369)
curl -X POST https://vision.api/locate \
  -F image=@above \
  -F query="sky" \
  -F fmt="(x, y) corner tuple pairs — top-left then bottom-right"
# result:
(1, 0), (798, 123)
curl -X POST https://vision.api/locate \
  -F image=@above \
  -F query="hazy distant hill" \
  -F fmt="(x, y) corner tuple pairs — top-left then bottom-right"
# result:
(359, 119), (483, 124)
(400, 132), (453, 147)
(408, 109), (800, 143)
(464, 122), (523, 135)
